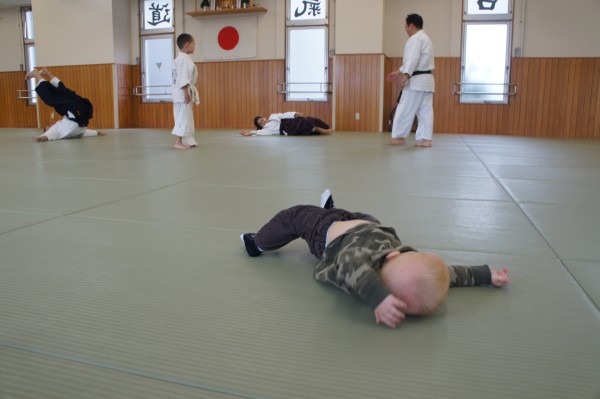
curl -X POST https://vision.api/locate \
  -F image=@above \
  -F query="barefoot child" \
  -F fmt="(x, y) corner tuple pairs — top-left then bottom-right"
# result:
(26, 68), (106, 142)
(171, 33), (199, 149)
(241, 190), (509, 328)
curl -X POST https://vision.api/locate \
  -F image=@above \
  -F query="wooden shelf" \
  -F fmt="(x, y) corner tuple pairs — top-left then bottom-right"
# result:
(186, 6), (267, 18)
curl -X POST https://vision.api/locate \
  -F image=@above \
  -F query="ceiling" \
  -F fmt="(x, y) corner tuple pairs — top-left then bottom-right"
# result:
(0, 0), (31, 9)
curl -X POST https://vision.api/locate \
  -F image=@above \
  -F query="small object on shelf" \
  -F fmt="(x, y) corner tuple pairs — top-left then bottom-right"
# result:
(200, 0), (210, 10)
(186, 5), (266, 17)
(241, 0), (250, 8)
(216, 0), (235, 9)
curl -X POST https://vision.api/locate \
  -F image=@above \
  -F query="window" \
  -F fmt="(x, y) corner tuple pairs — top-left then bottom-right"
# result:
(139, 0), (175, 102)
(22, 7), (36, 105)
(460, 0), (513, 104)
(285, 0), (329, 101)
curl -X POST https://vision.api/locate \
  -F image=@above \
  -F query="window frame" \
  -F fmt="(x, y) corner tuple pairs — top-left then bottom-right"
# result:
(459, 0), (514, 104)
(285, 0), (329, 102)
(139, 0), (175, 103)
(287, 0), (328, 26)
(21, 7), (36, 105)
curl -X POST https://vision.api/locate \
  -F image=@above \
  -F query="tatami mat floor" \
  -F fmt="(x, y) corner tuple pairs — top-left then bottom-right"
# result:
(1, 128), (599, 399)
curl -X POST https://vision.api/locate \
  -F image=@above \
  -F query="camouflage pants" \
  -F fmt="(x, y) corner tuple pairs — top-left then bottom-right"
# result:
(254, 205), (379, 259)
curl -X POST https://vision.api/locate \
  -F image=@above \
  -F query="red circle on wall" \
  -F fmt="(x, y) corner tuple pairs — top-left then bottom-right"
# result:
(218, 26), (240, 50)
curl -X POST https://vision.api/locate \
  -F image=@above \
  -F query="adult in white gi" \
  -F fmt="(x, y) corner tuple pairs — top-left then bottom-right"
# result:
(387, 14), (435, 147)
(172, 33), (200, 149)
(26, 68), (105, 142)
(240, 112), (332, 136)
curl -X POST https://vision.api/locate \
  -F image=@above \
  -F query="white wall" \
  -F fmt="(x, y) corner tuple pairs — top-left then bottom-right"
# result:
(180, 0), (283, 62)
(2, 0), (600, 74)
(0, 7), (25, 72)
(335, 0), (384, 54)
(383, 0), (600, 58)
(112, 0), (131, 65)
(383, 0), (460, 57)
(521, 0), (600, 57)
(32, 0), (115, 66)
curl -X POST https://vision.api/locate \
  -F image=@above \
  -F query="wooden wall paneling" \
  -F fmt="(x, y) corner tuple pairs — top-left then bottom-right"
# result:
(191, 59), (332, 131)
(265, 60), (275, 116)
(129, 64), (140, 128)
(0, 71), (38, 128)
(508, 57), (520, 135)
(226, 62), (234, 126)
(131, 63), (173, 129)
(551, 59), (564, 137)
(364, 55), (371, 130)
(125, 57), (599, 137)
(239, 61), (248, 128)
(538, 59), (559, 137)
(539, 58), (552, 136)
(275, 60), (283, 115)
(368, 55), (379, 131)
(441, 57), (456, 133)
(346, 55), (355, 130)
(384, 56), (600, 138)
(569, 59), (582, 137)
(511, 57), (523, 135)
(524, 57), (536, 135)
(36, 64), (114, 130)
(573, 59), (593, 138)
(594, 59), (600, 138)
(197, 62), (206, 129)
(564, 59), (577, 137)
(116, 64), (135, 128)
(354, 55), (361, 129)
(220, 62), (229, 127)
(432, 57), (443, 132)
(334, 54), (381, 132)
(577, 59), (592, 136)
(347, 55), (355, 130)
(574, 59), (584, 137)
(354, 55), (361, 130)
(507, 58), (518, 134)
(337, 56), (343, 129)
(268, 60), (276, 114)
(550, 59), (574, 137)
(196, 62), (204, 127)
(556, 59), (570, 137)
(382, 57), (392, 131)
(522, 57), (540, 136)
(336, 55), (346, 130)
(552, 59), (566, 137)
(582, 58), (597, 138)
(196, 62), (205, 127)
(358, 55), (365, 130)
(359, 55), (366, 130)
(199, 62), (213, 128)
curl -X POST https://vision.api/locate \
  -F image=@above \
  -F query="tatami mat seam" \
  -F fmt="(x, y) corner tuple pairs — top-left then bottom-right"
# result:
(0, 342), (265, 399)
(460, 135), (597, 308)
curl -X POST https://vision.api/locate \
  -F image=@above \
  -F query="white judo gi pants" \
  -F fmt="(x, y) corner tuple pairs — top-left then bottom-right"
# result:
(172, 102), (197, 147)
(43, 116), (98, 140)
(391, 88), (434, 142)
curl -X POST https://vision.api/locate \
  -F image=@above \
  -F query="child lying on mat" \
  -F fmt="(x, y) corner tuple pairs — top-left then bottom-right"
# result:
(241, 190), (509, 328)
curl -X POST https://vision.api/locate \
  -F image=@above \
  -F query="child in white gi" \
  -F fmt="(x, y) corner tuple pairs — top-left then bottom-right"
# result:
(172, 33), (200, 149)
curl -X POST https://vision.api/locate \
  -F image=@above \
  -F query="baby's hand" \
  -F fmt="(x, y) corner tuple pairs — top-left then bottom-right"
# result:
(491, 268), (510, 287)
(374, 294), (407, 328)
(240, 131), (253, 136)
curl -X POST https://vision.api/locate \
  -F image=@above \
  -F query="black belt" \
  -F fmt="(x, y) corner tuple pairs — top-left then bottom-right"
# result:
(411, 70), (432, 77)
(396, 70), (433, 102)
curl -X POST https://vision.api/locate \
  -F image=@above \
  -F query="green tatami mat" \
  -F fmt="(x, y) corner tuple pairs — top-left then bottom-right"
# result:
(1, 129), (599, 399)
